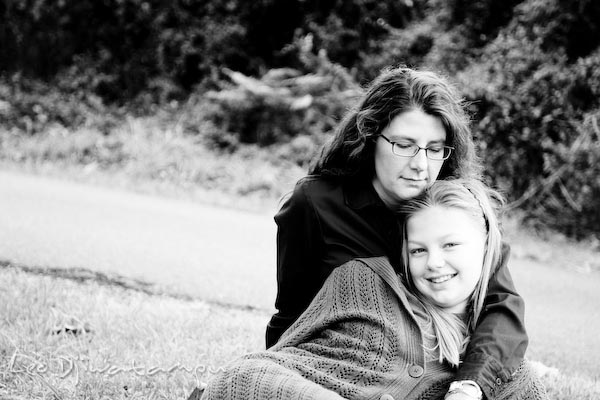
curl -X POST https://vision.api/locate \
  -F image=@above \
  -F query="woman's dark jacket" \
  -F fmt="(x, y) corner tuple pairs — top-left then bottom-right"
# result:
(266, 175), (528, 400)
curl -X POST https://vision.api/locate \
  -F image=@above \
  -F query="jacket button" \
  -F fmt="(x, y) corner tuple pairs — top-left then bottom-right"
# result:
(408, 364), (424, 378)
(380, 394), (394, 400)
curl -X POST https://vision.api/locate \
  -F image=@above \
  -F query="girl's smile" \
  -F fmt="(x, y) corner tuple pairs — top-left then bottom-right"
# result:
(426, 273), (458, 284)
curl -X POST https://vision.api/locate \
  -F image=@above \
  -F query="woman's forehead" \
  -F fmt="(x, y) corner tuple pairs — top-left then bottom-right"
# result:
(383, 110), (446, 143)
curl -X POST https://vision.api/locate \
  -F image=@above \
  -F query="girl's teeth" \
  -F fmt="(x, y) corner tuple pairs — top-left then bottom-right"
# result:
(430, 275), (453, 283)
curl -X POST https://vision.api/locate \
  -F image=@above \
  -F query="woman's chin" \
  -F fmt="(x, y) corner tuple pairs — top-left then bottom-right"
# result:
(394, 182), (428, 200)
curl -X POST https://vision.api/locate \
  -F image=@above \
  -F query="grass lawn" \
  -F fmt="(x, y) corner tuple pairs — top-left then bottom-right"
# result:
(1, 265), (599, 400)
(0, 266), (268, 400)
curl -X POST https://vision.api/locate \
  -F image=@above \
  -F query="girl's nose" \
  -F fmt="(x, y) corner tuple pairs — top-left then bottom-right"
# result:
(426, 249), (445, 269)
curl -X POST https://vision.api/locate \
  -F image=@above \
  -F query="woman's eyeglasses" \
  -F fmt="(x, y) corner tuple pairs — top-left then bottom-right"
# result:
(379, 134), (454, 160)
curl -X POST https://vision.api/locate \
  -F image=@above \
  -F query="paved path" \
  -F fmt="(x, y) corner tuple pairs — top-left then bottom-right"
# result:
(1, 169), (598, 379)
(1, 170), (277, 311)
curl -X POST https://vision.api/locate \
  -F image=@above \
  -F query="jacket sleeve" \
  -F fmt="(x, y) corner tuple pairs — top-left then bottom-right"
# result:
(266, 180), (324, 348)
(454, 243), (529, 400)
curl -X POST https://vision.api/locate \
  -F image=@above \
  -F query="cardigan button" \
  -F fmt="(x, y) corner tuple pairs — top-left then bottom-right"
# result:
(408, 364), (424, 378)
(379, 394), (395, 400)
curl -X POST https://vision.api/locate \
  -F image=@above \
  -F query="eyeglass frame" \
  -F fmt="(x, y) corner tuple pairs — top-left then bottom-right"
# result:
(378, 134), (454, 160)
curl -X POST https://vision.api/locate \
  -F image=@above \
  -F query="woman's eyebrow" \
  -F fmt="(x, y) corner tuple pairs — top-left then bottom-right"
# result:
(387, 136), (446, 145)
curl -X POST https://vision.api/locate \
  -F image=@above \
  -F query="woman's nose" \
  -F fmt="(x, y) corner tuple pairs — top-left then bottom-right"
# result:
(409, 148), (428, 171)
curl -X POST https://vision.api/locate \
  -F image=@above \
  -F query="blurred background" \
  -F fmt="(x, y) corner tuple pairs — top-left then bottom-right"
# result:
(2, 1), (600, 399)
(1, 0), (599, 241)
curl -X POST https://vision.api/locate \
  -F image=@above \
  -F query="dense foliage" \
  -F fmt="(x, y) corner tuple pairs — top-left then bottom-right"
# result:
(1, 0), (600, 239)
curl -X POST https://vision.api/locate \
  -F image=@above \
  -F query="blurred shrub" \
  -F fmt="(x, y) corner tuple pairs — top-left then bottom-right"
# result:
(459, 25), (600, 239)
(0, 0), (290, 101)
(0, 0), (426, 100)
(436, 0), (524, 47)
(358, 18), (435, 73)
(526, 113), (600, 239)
(298, 0), (423, 77)
(346, 0), (524, 77)
(0, 0), (160, 100)
(201, 38), (361, 165)
(275, 135), (326, 168)
(513, 0), (600, 61)
(0, 71), (115, 135)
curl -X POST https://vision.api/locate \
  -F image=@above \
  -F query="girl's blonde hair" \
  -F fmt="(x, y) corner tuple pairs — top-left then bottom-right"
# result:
(399, 178), (504, 367)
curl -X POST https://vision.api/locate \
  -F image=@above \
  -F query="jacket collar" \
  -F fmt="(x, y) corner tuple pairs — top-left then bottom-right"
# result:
(343, 178), (386, 210)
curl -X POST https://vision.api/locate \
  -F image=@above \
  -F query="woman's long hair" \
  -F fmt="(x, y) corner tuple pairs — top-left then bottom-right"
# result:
(399, 179), (504, 367)
(309, 66), (482, 181)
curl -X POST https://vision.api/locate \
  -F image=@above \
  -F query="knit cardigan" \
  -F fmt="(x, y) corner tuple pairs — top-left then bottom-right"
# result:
(202, 257), (546, 400)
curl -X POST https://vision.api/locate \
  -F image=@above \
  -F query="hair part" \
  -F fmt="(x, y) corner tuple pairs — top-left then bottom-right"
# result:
(310, 66), (482, 181)
(399, 178), (504, 367)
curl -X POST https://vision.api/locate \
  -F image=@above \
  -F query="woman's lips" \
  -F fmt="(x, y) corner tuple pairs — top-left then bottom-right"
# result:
(401, 177), (427, 186)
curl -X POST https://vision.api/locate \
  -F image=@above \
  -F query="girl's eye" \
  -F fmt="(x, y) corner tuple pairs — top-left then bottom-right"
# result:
(444, 242), (459, 249)
(409, 248), (426, 255)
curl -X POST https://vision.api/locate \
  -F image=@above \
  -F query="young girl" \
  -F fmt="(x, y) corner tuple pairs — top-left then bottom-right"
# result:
(200, 179), (546, 400)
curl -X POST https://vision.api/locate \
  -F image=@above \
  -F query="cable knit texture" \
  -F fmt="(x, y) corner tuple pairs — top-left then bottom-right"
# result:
(201, 257), (546, 400)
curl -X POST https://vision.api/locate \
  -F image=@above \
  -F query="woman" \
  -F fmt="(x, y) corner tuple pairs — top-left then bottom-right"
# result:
(267, 67), (527, 399)
(202, 179), (545, 400)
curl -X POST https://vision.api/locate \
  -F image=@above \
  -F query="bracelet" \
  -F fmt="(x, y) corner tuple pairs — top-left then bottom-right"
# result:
(444, 380), (483, 400)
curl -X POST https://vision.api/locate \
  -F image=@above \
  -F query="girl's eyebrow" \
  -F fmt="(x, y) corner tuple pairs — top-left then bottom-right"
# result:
(407, 233), (464, 244)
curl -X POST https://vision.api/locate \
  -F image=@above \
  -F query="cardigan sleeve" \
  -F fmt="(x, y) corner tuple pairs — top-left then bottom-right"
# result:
(204, 260), (401, 400)
(272, 260), (386, 350)
(272, 260), (362, 349)
(454, 243), (529, 400)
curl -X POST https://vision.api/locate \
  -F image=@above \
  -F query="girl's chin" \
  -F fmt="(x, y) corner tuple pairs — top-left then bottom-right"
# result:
(433, 300), (468, 314)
